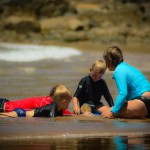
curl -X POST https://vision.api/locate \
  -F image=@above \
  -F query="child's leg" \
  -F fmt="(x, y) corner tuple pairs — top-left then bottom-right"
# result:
(96, 105), (110, 113)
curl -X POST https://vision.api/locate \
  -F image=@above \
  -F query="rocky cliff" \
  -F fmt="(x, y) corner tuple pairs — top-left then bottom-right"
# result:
(0, 0), (150, 45)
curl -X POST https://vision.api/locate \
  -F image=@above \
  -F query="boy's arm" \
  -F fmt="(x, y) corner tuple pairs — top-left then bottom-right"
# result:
(0, 111), (18, 118)
(102, 80), (114, 107)
(73, 97), (80, 114)
(73, 77), (86, 114)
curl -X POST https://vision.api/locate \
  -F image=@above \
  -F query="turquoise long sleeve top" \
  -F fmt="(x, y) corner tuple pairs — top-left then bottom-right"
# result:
(111, 62), (150, 114)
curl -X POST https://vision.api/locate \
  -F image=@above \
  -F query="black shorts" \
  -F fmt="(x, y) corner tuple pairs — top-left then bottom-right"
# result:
(0, 98), (9, 112)
(139, 97), (150, 118)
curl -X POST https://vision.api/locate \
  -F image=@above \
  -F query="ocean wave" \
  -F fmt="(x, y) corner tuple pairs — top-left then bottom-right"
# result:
(0, 43), (82, 62)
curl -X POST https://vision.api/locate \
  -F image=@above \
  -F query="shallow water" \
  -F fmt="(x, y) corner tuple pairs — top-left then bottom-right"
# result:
(0, 43), (149, 102)
(0, 43), (150, 149)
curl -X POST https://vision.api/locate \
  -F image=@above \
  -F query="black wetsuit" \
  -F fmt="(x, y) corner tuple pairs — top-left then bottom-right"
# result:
(33, 102), (63, 117)
(74, 75), (114, 107)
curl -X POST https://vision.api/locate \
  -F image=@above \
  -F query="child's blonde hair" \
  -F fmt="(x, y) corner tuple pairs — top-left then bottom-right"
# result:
(50, 85), (72, 103)
(91, 60), (106, 73)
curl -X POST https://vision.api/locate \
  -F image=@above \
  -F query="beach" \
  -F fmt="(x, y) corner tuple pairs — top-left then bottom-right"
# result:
(0, 43), (150, 149)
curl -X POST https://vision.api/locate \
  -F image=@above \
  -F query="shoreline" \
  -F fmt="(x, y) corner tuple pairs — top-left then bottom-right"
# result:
(0, 41), (150, 53)
(1, 132), (149, 141)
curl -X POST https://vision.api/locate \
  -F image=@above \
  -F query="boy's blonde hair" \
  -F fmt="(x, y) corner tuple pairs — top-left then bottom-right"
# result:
(50, 85), (72, 103)
(91, 60), (106, 73)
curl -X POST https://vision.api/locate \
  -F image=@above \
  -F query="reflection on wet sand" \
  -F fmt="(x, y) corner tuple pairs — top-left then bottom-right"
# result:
(0, 137), (115, 150)
(1, 135), (150, 150)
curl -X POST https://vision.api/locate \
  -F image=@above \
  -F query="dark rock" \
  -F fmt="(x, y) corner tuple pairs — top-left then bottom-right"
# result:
(0, 0), (150, 44)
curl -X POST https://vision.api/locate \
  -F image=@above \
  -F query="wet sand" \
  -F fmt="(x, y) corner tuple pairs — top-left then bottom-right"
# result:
(0, 115), (150, 141)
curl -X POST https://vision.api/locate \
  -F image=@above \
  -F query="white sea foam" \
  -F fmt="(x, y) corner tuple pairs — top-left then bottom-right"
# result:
(0, 43), (82, 62)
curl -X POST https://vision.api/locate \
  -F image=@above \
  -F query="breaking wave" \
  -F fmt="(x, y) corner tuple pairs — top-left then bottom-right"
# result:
(0, 43), (82, 62)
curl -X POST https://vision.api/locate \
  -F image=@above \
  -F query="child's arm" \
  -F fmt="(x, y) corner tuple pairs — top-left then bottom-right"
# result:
(26, 110), (35, 117)
(0, 111), (18, 118)
(73, 77), (86, 114)
(0, 109), (34, 118)
(73, 97), (80, 114)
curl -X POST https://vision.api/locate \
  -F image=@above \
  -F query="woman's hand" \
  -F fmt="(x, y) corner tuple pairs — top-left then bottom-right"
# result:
(101, 109), (115, 119)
